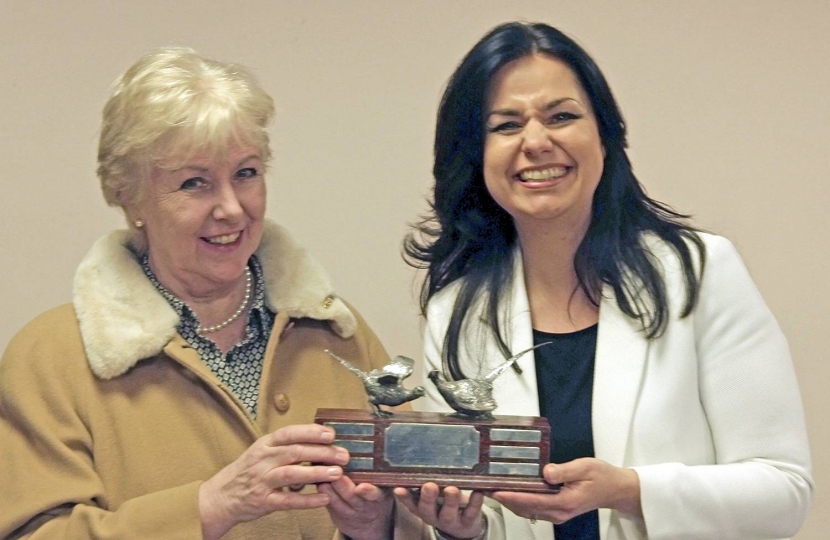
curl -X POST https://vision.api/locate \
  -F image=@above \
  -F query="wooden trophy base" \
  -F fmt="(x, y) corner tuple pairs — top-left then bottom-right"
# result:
(315, 409), (559, 493)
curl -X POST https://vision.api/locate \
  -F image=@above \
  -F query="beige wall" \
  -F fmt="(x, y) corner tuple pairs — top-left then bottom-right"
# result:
(1, 1), (827, 536)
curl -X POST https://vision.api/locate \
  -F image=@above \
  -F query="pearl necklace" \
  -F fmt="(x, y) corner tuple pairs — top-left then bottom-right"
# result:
(197, 267), (252, 334)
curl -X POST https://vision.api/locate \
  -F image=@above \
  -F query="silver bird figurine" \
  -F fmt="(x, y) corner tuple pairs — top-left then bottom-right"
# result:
(428, 342), (553, 419)
(325, 349), (426, 417)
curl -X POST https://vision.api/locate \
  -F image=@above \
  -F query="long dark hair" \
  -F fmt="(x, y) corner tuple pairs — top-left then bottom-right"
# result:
(404, 22), (705, 380)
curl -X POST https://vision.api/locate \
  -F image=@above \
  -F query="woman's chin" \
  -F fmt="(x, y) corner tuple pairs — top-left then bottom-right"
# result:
(192, 254), (254, 289)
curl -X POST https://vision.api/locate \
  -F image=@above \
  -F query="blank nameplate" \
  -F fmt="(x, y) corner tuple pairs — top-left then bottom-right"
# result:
(333, 439), (374, 454)
(345, 457), (375, 470)
(489, 462), (540, 476)
(326, 422), (375, 436)
(490, 446), (540, 459)
(490, 429), (542, 443)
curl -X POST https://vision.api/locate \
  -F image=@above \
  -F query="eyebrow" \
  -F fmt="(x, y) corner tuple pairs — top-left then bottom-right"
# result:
(486, 98), (580, 120)
(171, 154), (261, 173)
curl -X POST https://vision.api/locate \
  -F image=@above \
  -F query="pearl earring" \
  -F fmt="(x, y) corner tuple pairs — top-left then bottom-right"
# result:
(134, 220), (144, 228)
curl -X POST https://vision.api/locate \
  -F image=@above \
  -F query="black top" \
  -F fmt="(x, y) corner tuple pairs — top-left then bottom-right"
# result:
(534, 325), (600, 540)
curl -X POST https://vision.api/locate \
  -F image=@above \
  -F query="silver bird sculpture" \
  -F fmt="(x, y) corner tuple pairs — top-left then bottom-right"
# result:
(325, 349), (426, 417)
(428, 342), (553, 419)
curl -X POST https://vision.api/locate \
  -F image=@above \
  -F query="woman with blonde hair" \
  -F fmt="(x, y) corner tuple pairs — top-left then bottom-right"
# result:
(0, 47), (417, 540)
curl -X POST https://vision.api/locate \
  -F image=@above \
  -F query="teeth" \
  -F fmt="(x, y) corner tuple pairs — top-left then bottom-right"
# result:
(519, 167), (568, 182)
(206, 232), (241, 245)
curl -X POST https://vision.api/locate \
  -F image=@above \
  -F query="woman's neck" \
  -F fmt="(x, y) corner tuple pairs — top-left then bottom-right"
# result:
(516, 220), (599, 333)
(173, 278), (251, 355)
(147, 257), (251, 350)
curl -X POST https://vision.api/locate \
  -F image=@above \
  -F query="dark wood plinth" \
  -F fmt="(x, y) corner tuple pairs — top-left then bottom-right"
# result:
(315, 408), (559, 493)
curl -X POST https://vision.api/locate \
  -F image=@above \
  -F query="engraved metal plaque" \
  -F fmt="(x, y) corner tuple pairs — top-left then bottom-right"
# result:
(346, 457), (374, 470)
(491, 446), (540, 459)
(385, 423), (480, 469)
(316, 409), (558, 493)
(326, 422), (374, 436)
(491, 428), (542, 443)
(489, 462), (541, 476)
(333, 439), (375, 454)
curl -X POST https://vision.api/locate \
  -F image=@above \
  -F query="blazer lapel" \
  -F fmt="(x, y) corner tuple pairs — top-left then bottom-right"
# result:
(490, 251), (539, 417)
(593, 288), (648, 538)
(592, 288), (648, 464)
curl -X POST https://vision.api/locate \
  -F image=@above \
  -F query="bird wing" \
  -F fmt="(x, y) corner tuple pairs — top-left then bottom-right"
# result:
(382, 355), (416, 379)
(453, 381), (497, 411)
(374, 373), (400, 385)
(448, 382), (481, 405)
(484, 341), (554, 382)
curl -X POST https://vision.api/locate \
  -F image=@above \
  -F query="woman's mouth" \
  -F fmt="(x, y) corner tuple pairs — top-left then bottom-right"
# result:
(202, 232), (242, 245)
(518, 166), (569, 182)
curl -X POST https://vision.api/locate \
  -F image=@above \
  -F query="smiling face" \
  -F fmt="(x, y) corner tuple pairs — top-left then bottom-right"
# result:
(128, 143), (266, 301)
(483, 54), (605, 237)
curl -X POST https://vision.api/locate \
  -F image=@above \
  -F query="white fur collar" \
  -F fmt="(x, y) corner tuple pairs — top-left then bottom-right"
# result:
(73, 220), (357, 379)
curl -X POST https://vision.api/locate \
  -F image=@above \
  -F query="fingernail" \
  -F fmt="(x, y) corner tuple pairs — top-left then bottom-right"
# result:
(320, 430), (334, 443)
(328, 466), (341, 477)
(336, 449), (350, 464)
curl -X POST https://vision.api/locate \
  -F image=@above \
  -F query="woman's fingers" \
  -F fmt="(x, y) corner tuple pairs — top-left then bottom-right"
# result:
(323, 478), (395, 540)
(199, 423), (354, 529)
(353, 482), (386, 502)
(326, 474), (358, 500)
(461, 491), (485, 523)
(318, 481), (354, 517)
(322, 476), (387, 511)
(262, 463), (344, 490)
(273, 443), (349, 467)
(415, 482), (442, 522)
(393, 484), (485, 539)
(436, 486), (462, 527)
(491, 491), (560, 523)
(264, 488), (331, 510)
(262, 424), (336, 447)
(392, 487), (420, 515)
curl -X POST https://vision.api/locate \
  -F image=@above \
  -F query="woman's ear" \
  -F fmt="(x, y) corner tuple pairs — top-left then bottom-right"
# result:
(123, 206), (143, 229)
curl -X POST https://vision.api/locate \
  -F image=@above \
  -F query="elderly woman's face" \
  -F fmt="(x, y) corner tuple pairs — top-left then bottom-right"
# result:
(483, 54), (604, 234)
(130, 143), (266, 295)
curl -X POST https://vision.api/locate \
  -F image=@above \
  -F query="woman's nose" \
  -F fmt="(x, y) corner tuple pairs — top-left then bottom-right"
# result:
(212, 182), (244, 221)
(521, 120), (554, 158)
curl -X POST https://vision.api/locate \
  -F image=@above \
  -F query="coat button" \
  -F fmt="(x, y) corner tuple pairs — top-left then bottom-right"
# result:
(274, 393), (291, 412)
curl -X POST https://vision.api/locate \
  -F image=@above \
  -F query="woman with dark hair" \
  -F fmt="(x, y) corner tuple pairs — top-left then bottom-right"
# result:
(401, 22), (812, 540)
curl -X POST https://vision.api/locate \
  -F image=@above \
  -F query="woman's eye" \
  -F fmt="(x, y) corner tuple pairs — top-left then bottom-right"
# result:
(548, 112), (582, 124)
(180, 177), (206, 190)
(486, 121), (523, 134)
(236, 167), (260, 179)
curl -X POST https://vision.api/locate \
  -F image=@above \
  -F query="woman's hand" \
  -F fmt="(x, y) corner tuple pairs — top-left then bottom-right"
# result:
(319, 475), (394, 540)
(198, 424), (348, 540)
(394, 483), (485, 539)
(491, 458), (641, 525)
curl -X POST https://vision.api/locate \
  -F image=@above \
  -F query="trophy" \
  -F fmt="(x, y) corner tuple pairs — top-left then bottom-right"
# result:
(314, 344), (559, 493)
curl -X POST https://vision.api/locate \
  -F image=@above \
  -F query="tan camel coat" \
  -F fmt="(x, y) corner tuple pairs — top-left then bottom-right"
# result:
(0, 221), (425, 540)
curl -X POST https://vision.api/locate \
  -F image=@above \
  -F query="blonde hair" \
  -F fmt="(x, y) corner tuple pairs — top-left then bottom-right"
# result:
(97, 47), (275, 209)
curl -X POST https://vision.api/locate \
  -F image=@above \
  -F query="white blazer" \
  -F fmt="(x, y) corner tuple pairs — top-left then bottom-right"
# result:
(419, 234), (812, 540)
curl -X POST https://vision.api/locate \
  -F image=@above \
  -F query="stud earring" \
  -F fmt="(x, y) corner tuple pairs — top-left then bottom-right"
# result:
(134, 220), (144, 228)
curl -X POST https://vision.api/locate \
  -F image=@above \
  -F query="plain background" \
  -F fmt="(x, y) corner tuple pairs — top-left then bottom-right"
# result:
(1, 1), (827, 537)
